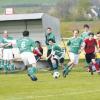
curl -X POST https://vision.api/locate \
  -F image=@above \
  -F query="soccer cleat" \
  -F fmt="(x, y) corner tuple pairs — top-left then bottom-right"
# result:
(88, 66), (93, 75)
(30, 76), (38, 81)
(62, 65), (69, 77)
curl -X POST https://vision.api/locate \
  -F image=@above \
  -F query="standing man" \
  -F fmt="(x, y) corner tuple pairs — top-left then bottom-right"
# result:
(63, 29), (83, 77)
(2, 30), (15, 73)
(0, 36), (4, 69)
(82, 32), (99, 75)
(45, 27), (56, 70)
(17, 31), (37, 81)
(81, 24), (90, 40)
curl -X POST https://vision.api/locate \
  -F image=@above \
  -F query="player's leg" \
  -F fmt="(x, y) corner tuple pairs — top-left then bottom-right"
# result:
(51, 56), (58, 72)
(47, 49), (53, 70)
(85, 53), (94, 75)
(63, 52), (79, 77)
(0, 48), (4, 69)
(3, 49), (9, 73)
(63, 52), (74, 76)
(8, 49), (15, 72)
(27, 52), (38, 81)
(59, 58), (64, 69)
(20, 52), (37, 81)
(92, 59), (100, 74)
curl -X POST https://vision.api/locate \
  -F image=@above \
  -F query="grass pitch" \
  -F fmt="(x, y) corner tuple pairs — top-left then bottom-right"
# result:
(0, 61), (100, 100)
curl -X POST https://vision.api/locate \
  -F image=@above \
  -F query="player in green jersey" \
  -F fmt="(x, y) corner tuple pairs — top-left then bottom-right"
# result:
(2, 30), (15, 73)
(81, 24), (90, 40)
(47, 39), (65, 77)
(17, 31), (37, 81)
(63, 29), (83, 77)
(0, 36), (4, 69)
(45, 27), (56, 70)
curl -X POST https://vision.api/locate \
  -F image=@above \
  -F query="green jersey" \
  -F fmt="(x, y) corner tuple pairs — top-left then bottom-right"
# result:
(67, 37), (83, 54)
(3, 36), (13, 49)
(17, 37), (36, 53)
(0, 36), (4, 43)
(45, 32), (55, 50)
(52, 43), (64, 57)
(81, 32), (89, 40)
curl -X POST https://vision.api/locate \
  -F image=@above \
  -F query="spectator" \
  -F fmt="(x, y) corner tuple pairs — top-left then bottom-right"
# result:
(33, 41), (43, 60)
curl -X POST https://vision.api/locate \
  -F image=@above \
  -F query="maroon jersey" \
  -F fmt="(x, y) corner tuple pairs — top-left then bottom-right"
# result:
(84, 38), (97, 54)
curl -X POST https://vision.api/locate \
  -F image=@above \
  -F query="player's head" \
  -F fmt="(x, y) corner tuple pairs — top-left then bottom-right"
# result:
(96, 31), (100, 39)
(47, 27), (52, 34)
(35, 41), (41, 47)
(3, 30), (8, 38)
(83, 24), (89, 31)
(88, 32), (94, 40)
(73, 29), (79, 37)
(23, 31), (29, 37)
(48, 39), (55, 46)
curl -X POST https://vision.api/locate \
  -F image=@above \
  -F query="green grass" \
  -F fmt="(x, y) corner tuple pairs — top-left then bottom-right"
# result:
(0, 0), (58, 6)
(0, 60), (100, 100)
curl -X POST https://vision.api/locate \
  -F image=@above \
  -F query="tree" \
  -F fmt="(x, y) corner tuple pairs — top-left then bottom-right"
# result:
(55, 0), (77, 19)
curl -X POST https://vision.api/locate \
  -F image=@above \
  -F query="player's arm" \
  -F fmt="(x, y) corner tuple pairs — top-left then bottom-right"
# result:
(95, 39), (99, 53)
(34, 48), (43, 56)
(80, 41), (86, 54)
(78, 39), (83, 54)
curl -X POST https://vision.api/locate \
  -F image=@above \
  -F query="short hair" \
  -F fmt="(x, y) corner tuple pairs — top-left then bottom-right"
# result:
(47, 27), (52, 30)
(35, 41), (40, 44)
(73, 29), (79, 33)
(4, 30), (8, 34)
(23, 31), (29, 37)
(97, 31), (100, 34)
(84, 24), (89, 28)
(48, 39), (55, 43)
(88, 32), (94, 36)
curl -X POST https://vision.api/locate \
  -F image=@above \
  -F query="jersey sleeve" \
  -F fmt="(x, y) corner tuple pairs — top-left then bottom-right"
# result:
(16, 39), (20, 48)
(67, 39), (71, 46)
(31, 40), (36, 49)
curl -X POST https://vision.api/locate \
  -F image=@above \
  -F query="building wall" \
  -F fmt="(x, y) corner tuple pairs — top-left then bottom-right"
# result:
(42, 14), (61, 44)
(0, 20), (44, 43)
(0, 20), (26, 38)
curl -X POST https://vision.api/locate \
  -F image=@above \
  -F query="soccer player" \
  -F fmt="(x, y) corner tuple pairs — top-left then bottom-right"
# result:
(2, 30), (15, 73)
(45, 27), (56, 70)
(92, 32), (100, 70)
(81, 24), (91, 67)
(96, 31), (100, 50)
(82, 32), (100, 75)
(81, 24), (90, 40)
(91, 32), (100, 67)
(47, 39), (65, 75)
(33, 41), (43, 60)
(0, 36), (4, 69)
(63, 29), (83, 77)
(17, 31), (37, 81)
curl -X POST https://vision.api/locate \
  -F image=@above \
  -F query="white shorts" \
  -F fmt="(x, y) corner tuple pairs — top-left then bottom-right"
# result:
(69, 52), (79, 64)
(0, 48), (3, 59)
(3, 49), (13, 60)
(20, 52), (36, 66)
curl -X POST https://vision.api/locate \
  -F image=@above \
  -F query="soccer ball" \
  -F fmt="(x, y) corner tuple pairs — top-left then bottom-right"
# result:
(53, 71), (60, 79)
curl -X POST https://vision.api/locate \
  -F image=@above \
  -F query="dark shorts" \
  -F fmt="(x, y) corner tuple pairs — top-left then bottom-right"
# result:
(85, 53), (95, 64)
(53, 57), (64, 64)
(59, 58), (64, 63)
(47, 49), (52, 57)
